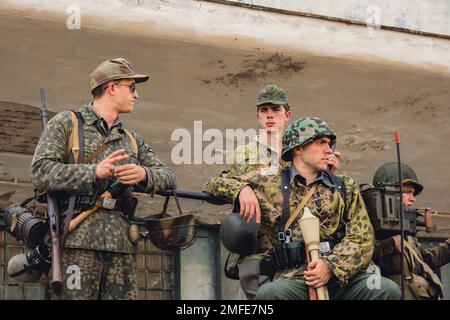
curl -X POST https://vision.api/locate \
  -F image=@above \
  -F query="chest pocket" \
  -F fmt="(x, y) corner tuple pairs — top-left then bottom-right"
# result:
(66, 111), (138, 164)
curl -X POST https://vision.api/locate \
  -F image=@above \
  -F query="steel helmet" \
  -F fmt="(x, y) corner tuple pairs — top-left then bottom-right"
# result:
(144, 213), (196, 251)
(220, 214), (259, 256)
(373, 162), (423, 196)
(7, 245), (50, 283)
(281, 117), (336, 161)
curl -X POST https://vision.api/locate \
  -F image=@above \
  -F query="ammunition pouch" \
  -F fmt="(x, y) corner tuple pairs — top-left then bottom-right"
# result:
(259, 241), (306, 280)
(118, 196), (138, 221)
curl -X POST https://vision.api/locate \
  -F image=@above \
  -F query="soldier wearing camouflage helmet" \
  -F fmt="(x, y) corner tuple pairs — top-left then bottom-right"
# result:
(31, 58), (176, 300)
(204, 86), (341, 299)
(372, 162), (450, 300)
(205, 117), (400, 300)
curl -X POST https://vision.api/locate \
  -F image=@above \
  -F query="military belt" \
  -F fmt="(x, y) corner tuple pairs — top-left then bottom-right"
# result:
(65, 195), (127, 211)
(260, 240), (337, 280)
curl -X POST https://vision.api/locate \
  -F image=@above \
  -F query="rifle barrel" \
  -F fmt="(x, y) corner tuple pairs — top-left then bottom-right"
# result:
(156, 189), (231, 205)
(40, 87), (48, 127)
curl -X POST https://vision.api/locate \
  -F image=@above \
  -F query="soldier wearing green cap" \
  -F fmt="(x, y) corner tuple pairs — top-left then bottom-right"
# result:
(31, 58), (176, 299)
(205, 117), (400, 300)
(372, 162), (450, 300)
(204, 85), (341, 299)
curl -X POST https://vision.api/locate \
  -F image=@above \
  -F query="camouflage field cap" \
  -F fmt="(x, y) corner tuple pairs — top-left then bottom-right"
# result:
(281, 117), (336, 161)
(256, 84), (289, 109)
(89, 58), (149, 92)
(373, 162), (424, 196)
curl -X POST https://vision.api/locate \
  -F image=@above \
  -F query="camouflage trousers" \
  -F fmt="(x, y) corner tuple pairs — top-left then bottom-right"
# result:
(256, 272), (401, 300)
(46, 248), (137, 300)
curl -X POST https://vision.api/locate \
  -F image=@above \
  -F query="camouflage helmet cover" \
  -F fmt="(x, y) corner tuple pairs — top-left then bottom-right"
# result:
(89, 58), (149, 93)
(373, 162), (424, 196)
(256, 84), (289, 109)
(281, 117), (336, 161)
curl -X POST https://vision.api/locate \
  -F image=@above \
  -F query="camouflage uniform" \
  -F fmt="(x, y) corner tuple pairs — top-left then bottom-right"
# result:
(204, 117), (401, 300)
(31, 58), (176, 300)
(374, 236), (450, 299)
(205, 85), (289, 299)
(372, 162), (450, 299)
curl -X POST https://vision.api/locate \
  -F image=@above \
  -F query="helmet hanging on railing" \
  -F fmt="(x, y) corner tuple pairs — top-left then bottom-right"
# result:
(144, 189), (196, 251)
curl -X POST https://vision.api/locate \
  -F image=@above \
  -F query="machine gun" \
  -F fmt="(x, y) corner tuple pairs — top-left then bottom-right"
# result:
(360, 184), (432, 240)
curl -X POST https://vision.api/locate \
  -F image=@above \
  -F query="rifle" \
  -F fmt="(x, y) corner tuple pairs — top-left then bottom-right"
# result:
(156, 189), (230, 205)
(40, 87), (63, 294)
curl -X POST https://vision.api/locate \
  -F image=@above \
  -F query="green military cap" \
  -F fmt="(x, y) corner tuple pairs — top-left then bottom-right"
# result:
(89, 58), (149, 93)
(256, 84), (289, 109)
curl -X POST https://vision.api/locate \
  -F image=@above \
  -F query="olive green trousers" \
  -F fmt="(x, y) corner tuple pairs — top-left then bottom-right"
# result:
(256, 272), (401, 300)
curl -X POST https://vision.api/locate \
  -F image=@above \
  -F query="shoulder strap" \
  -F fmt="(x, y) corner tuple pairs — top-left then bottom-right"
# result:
(280, 168), (291, 233)
(404, 238), (443, 287)
(285, 184), (317, 232)
(67, 111), (80, 164)
(124, 128), (138, 158)
(329, 173), (347, 204)
(280, 168), (318, 232)
(62, 111), (84, 244)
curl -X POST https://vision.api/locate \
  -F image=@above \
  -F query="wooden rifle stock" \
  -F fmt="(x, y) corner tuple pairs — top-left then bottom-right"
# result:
(47, 193), (63, 293)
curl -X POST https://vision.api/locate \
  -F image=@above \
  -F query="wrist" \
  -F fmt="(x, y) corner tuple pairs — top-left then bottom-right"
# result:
(140, 166), (147, 182)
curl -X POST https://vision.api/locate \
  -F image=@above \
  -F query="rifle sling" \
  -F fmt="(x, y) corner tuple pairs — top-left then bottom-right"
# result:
(280, 168), (318, 232)
(285, 184), (318, 232)
(61, 111), (84, 244)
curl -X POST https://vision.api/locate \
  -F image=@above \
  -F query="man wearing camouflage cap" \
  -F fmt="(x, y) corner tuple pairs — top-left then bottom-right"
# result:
(372, 162), (450, 299)
(31, 58), (176, 299)
(205, 117), (400, 300)
(204, 85), (340, 299)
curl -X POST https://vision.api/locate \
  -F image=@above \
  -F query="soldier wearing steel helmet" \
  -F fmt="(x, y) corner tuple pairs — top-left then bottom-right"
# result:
(205, 117), (400, 300)
(372, 162), (450, 300)
(204, 85), (341, 299)
(30, 58), (176, 299)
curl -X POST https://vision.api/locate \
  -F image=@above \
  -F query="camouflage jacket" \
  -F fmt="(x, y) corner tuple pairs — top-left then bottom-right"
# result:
(31, 104), (176, 253)
(203, 165), (374, 287)
(227, 136), (289, 177)
(205, 136), (289, 262)
(373, 235), (450, 299)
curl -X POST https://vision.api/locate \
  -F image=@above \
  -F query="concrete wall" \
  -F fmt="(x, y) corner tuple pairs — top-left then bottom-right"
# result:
(223, 0), (450, 37)
(1, 0), (449, 72)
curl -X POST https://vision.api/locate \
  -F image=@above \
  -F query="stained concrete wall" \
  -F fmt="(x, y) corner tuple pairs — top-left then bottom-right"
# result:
(223, 0), (450, 37)
(1, 0), (449, 71)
